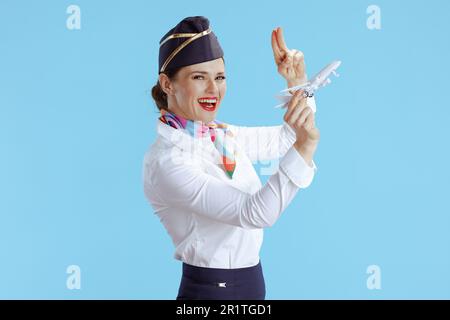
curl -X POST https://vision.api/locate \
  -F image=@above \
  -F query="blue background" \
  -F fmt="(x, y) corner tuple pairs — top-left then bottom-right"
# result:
(1, 0), (449, 299)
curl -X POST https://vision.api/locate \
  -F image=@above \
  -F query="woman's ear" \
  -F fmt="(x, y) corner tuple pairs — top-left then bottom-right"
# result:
(159, 73), (175, 96)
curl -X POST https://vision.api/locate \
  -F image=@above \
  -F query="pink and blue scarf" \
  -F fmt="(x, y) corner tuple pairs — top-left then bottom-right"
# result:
(159, 110), (236, 179)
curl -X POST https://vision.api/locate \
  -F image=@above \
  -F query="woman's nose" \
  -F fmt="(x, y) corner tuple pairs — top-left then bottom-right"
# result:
(206, 79), (218, 94)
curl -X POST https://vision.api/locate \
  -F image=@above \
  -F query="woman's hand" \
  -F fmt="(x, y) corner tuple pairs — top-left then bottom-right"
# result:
(283, 90), (320, 166)
(271, 27), (307, 88)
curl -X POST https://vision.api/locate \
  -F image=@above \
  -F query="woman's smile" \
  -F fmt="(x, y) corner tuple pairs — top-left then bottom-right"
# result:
(197, 96), (218, 111)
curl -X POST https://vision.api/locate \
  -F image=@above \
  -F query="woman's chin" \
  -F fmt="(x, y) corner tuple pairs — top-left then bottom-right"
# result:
(198, 111), (217, 123)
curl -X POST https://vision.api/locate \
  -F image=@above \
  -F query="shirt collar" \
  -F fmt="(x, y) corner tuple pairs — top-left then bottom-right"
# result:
(156, 118), (213, 152)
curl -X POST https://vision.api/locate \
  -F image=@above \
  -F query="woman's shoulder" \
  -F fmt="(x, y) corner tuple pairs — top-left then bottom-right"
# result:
(144, 138), (172, 164)
(143, 137), (201, 172)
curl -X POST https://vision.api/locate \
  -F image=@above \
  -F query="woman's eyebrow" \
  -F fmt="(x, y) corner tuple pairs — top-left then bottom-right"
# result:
(189, 71), (225, 75)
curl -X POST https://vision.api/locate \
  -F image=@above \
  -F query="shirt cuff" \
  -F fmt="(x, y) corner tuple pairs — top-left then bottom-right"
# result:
(279, 146), (317, 188)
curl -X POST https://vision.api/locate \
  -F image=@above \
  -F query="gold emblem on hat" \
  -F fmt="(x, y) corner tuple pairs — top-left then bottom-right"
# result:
(160, 28), (212, 73)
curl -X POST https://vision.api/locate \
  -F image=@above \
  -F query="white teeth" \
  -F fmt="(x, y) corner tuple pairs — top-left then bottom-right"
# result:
(198, 98), (217, 104)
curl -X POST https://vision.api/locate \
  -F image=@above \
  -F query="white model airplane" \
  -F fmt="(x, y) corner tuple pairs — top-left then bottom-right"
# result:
(275, 60), (342, 109)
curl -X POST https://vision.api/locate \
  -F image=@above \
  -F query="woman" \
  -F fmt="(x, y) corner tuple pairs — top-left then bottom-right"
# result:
(143, 16), (320, 300)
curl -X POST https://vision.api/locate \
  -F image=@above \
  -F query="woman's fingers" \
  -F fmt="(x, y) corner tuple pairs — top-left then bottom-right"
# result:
(293, 50), (304, 68)
(283, 90), (305, 122)
(288, 97), (307, 124)
(272, 27), (290, 67)
(276, 27), (289, 52)
(285, 89), (303, 114)
(294, 107), (312, 129)
(271, 30), (283, 64)
(302, 110), (315, 131)
(279, 51), (293, 70)
(304, 113), (320, 140)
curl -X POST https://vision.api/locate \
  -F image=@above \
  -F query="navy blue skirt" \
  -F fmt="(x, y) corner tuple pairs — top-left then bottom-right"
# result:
(176, 261), (266, 300)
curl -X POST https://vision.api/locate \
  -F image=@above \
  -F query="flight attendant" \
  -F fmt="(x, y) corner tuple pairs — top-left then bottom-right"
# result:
(143, 16), (320, 300)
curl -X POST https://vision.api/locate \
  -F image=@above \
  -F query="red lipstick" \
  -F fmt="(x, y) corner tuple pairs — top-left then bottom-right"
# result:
(197, 96), (218, 112)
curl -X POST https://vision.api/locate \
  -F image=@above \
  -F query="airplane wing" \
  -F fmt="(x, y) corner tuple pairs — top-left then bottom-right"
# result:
(274, 94), (317, 112)
(274, 95), (291, 109)
(279, 83), (310, 94)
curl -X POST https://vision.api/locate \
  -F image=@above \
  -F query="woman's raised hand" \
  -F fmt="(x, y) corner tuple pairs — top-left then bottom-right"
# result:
(271, 27), (307, 87)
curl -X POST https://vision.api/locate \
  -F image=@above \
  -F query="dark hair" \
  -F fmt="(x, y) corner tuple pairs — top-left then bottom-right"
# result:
(150, 58), (225, 112)
(151, 68), (181, 112)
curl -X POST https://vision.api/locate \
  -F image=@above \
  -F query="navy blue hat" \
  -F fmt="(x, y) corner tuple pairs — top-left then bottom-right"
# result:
(158, 16), (224, 73)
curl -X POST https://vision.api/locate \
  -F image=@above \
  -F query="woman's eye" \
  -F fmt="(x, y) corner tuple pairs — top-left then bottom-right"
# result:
(192, 75), (226, 80)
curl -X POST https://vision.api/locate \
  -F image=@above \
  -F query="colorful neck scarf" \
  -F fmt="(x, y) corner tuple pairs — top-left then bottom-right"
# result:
(159, 110), (236, 179)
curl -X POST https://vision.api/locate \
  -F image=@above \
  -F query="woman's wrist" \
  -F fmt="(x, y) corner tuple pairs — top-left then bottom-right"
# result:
(293, 141), (317, 167)
(287, 76), (307, 89)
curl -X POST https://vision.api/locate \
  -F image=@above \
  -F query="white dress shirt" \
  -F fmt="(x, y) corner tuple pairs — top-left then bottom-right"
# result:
(142, 114), (317, 269)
